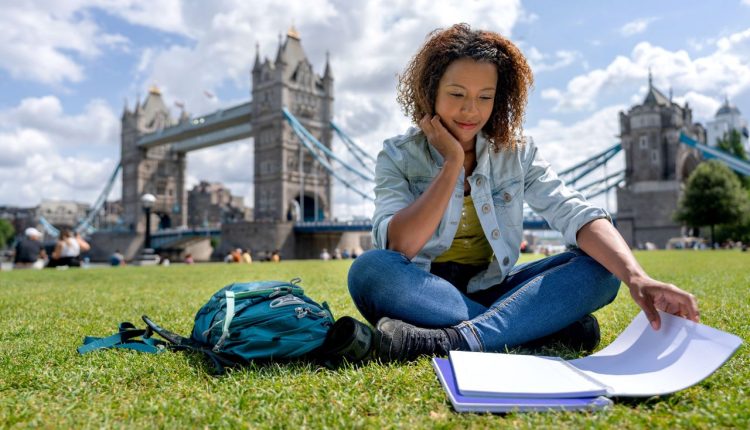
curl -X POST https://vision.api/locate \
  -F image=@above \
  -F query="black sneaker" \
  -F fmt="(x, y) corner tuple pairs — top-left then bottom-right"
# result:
(523, 314), (601, 352)
(375, 317), (452, 362)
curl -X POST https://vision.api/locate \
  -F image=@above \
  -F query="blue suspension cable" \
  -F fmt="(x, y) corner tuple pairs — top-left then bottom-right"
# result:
(330, 121), (377, 163)
(283, 108), (374, 182)
(39, 216), (60, 237)
(283, 112), (374, 201)
(561, 145), (623, 186)
(679, 132), (750, 176)
(330, 121), (376, 175)
(74, 163), (122, 234)
(575, 169), (625, 193)
(584, 176), (625, 200)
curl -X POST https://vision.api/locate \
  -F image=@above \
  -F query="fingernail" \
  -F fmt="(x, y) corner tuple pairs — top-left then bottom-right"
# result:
(651, 321), (658, 330)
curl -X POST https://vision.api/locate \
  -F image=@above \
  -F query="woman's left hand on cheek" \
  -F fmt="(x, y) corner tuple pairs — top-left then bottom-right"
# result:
(627, 275), (700, 330)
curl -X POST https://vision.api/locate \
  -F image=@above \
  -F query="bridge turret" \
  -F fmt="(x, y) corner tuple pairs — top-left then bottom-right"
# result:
(120, 85), (188, 235)
(616, 74), (705, 248)
(251, 28), (333, 223)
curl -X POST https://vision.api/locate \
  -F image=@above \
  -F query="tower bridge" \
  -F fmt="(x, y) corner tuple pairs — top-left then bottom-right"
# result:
(88, 28), (351, 260)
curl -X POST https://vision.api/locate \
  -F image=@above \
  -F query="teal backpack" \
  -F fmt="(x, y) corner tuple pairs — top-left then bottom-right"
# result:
(191, 278), (334, 362)
(78, 278), (348, 374)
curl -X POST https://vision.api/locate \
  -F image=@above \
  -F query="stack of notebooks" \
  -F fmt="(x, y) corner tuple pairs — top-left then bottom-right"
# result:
(432, 311), (742, 413)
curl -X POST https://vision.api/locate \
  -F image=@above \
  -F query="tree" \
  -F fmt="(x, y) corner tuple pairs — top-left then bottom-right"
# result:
(716, 186), (750, 244)
(0, 219), (15, 248)
(674, 160), (750, 245)
(716, 129), (749, 188)
(717, 129), (747, 160)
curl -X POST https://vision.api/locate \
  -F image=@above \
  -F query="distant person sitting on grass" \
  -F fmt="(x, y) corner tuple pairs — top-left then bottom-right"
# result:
(347, 24), (700, 363)
(48, 229), (90, 268)
(242, 249), (253, 264)
(14, 227), (47, 269)
(109, 250), (125, 266)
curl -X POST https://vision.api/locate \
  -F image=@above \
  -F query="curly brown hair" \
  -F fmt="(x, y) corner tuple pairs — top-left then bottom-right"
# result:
(397, 23), (534, 152)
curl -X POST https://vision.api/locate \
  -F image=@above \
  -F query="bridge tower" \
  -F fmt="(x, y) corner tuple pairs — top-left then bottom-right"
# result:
(120, 87), (188, 233)
(616, 74), (704, 248)
(251, 27), (334, 222)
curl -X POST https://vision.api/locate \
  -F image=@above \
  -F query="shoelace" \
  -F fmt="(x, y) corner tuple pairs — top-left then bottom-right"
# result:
(398, 326), (448, 361)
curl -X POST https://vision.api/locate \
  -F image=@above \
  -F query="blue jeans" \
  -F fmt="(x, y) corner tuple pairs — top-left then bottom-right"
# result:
(347, 249), (620, 352)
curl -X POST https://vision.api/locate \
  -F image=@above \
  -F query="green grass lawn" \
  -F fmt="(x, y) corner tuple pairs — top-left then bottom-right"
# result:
(1, 251), (748, 429)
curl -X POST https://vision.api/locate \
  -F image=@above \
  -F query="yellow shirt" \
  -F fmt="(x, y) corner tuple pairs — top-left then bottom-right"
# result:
(433, 196), (494, 266)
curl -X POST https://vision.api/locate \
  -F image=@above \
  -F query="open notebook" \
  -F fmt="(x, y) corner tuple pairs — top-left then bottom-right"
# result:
(445, 311), (742, 401)
(432, 357), (612, 413)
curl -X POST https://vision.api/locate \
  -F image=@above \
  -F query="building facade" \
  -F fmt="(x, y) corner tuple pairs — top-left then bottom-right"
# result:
(616, 77), (705, 248)
(38, 200), (91, 231)
(705, 98), (749, 153)
(187, 181), (252, 228)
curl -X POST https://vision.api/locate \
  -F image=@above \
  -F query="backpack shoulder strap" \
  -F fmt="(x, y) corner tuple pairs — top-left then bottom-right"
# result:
(78, 318), (235, 375)
(78, 322), (166, 355)
(141, 315), (236, 375)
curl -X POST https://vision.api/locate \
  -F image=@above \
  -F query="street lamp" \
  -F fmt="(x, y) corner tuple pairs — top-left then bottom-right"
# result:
(141, 193), (156, 250)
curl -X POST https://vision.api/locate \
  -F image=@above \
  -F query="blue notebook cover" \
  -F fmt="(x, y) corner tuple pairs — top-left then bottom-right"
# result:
(432, 358), (612, 413)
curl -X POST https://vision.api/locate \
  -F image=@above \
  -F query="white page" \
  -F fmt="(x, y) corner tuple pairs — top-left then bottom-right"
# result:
(451, 311), (742, 398)
(449, 351), (609, 398)
(569, 311), (743, 397)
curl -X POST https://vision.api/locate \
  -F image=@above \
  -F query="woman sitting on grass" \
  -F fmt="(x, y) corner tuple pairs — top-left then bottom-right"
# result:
(347, 23), (700, 362)
(48, 229), (90, 268)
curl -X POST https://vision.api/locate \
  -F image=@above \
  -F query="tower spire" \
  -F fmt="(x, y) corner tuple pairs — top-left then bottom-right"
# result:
(324, 50), (333, 80)
(253, 42), (261, 72)
(648, 67), (653, 88)
(287, 24), (300, 40)
(275, 32), (283, 64)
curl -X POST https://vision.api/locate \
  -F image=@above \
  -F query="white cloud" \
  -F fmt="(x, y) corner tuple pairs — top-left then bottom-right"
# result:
(95, 0), (189, 37)
(672, 92), (723, 120)
(526, 47), (581, 73)
(542, 27), (750, 117)
(526, 105), (626, 172)
(0, 1), (186, 86)
(0, 4), (97, 84)
(0, 96), (120, 206)
(0, 96), (120, 151)
(526, 105), (627, 212)
(0, 148), (118, 207)
(0, 129), (53, 168)
(619, 17), (658, 37)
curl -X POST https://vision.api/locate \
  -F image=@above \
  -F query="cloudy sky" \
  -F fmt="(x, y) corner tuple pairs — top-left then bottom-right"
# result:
(2, 0), (750, 220)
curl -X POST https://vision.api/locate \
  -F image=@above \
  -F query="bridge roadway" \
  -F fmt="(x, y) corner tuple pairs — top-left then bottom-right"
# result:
(137, 101), (253, 153)
(148, 218), (555, 249)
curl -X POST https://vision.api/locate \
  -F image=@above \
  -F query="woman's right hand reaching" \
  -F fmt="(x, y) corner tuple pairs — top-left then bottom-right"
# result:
(419, 115), (464, 165)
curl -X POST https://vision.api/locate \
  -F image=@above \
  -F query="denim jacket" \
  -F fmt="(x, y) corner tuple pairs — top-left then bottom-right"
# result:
(372, 127), (610, 293)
